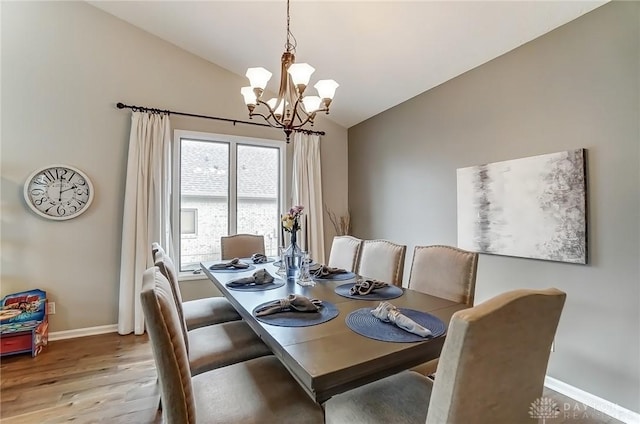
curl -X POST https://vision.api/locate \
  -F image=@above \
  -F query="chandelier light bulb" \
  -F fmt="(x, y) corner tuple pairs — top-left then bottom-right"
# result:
(287, 63), (315, 88)
(302, 96), (322, 114)
(314, 79), (339, 100)
(267, 98), (286, 116)
(246, 67), (272, 90)
(240, 86), (257, 106)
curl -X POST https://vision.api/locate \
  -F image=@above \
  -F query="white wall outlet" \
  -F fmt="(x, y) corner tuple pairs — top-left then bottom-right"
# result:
(48, 301), (56, 315)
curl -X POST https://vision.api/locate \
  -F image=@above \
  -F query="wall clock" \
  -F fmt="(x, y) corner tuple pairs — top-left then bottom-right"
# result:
(23, 164), (94, 220)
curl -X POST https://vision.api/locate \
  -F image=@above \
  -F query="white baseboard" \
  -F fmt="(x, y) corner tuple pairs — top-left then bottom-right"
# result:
(545, 375), (640, 424)
(48, 324), (118, 341)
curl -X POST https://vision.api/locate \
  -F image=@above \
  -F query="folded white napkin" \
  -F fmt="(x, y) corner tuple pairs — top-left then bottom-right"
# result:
(371, 301), (432, 338)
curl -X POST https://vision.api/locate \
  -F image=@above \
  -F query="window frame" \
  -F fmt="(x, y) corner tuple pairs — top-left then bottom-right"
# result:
(172, 130), (286, 277)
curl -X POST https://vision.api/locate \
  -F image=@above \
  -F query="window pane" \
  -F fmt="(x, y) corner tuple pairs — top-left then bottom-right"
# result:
(180, 139), (229, 270)
(237, 145), (280, 256)
(180, 209), (197, 235)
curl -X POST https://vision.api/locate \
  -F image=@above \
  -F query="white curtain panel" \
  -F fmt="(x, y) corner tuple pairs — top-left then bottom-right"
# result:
(292, 133), (325, 264)
(118, 112), (172, 335)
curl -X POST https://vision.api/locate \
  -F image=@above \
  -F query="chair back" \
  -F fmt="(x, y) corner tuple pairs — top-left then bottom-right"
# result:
(408, 245), (478, 305)
(151, 242), (165, 260)
(141, 267), (196, 424)
(357, 239), (406, 286)
(426, 288), (566, 424)
(220, 234), (265, 260)
(327, 236), (363, 272)
(154, 251), (189, 352)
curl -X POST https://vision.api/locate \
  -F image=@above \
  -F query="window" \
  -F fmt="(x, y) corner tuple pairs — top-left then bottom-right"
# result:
(173, 130), (284, 272)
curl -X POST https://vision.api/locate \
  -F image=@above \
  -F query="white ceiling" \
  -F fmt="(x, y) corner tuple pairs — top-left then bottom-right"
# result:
(88, 1), (607, 128)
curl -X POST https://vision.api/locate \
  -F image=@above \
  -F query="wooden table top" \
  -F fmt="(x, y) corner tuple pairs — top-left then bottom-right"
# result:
(201, 261), (467, 403)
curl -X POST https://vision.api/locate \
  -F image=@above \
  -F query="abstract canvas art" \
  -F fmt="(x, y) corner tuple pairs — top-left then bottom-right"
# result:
(457, 149), (587, 264)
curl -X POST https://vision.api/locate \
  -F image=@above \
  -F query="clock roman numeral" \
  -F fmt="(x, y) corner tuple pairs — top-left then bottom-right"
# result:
(43, 170), (56, 183)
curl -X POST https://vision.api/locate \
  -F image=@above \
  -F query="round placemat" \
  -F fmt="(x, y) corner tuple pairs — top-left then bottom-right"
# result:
(334, 283), (404, 300)
(208, 263), (256, 273)
(313, 271), (357, 281)
(226, 279), (286, 291)
(253, 300), (339, 327)
(346, 308), (446, 343)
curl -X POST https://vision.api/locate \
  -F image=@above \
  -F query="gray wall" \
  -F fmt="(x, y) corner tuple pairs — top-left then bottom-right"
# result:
(1, 2), (348, 331)
(348, 1), (639, 413)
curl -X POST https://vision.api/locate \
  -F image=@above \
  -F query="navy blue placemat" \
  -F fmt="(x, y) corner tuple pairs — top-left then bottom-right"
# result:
(313, 271), (357, 281)
(253, 300), (339, 327)
(334, 283), (404, 300)
(226, 279), (286, 291)
(208, 263), (256, 273)
(346, 308), (446, 343)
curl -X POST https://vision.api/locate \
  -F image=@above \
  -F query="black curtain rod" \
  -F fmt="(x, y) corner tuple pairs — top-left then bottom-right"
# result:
(116, 102), (326, 137)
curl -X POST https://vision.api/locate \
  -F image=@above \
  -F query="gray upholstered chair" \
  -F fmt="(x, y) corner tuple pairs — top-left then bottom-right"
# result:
(356, 239), (407, 286)
(141, 267), (324, 424)
(220, 234), (265, 260)
(324, 288), (566, 424)
(327, 235), (363, 272)
(408, 245), (479, 376)
(153, 251), (271, 376)
(151, 243), (241, 330)
(408, 245), (478, 305)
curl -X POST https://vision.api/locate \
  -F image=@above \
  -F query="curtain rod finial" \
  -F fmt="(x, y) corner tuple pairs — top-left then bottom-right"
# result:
(117, 102), (125, 109)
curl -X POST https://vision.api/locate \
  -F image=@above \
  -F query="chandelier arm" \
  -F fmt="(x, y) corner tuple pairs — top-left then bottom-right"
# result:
(249, 111), (283, 129)
(292, 111), (317, 129)
(255, 99), (287, 128)
(293, 108), (313, 128)
(289, 96), (308, 126)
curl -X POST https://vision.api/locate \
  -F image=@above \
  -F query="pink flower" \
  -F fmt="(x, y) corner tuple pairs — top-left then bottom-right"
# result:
(282, 205), (304, 233)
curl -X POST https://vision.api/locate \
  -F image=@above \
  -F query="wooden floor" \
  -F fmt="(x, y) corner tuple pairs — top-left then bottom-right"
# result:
(0, 332), (624, 424)
(1, 333), (161, 424)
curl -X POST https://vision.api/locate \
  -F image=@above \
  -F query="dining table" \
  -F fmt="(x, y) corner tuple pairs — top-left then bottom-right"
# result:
(201, 259), (468, 404)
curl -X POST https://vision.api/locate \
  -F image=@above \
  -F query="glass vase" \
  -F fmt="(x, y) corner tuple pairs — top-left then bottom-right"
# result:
(284, 231), (303, 280)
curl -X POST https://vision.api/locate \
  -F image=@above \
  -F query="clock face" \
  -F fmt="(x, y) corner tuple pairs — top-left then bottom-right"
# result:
(24, 165), (94, 220)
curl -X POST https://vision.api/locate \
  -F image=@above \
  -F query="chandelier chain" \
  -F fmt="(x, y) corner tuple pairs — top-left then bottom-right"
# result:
(285, 0), (297, 53)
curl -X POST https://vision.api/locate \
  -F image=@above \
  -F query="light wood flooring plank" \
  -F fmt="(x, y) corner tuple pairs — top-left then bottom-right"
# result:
(1, 333), (161, 424)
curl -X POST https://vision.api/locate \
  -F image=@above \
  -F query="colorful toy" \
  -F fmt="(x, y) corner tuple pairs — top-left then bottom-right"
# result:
(0, 289), (48, 357)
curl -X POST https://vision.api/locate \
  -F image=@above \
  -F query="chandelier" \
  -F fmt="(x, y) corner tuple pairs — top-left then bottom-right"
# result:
(240, 0), (338, 143)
